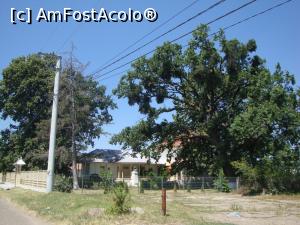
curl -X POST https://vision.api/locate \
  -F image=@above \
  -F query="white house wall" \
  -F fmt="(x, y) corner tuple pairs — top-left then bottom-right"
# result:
(89, 162), (100, 175)
(89, 162), (161, 179)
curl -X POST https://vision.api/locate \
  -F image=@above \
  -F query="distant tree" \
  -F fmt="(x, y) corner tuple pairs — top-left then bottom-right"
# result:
(0, 129), (16, 173)
(111, 24), (300, 184)
(0, 53), (116, 190)
(34, 54), (116, 189)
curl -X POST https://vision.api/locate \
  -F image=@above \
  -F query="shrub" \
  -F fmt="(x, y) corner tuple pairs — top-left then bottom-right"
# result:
(232, 157), (300, 195)
(214, 169), (231, 193)
(54, 175), (72, 193)
(147, 172), (160, 190)
(100, 171), (114, 194)
(90, 173), (101, 189)
(109, 182), (130, 214)
(232, 160), (262, 195)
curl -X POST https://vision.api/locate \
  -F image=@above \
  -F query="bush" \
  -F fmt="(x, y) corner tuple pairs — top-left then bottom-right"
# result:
(54, 175), (72, 193)
(147, 172), (160, 190)
(232, 160), (262, 195)
(100, 171), (114, 194)
(214, 169), (231, 193)
(109, 182), (130, 214)
(232, 157), (300, 195)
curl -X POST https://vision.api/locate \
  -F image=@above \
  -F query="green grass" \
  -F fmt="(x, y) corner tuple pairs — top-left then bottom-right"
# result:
(0, 188), (232, 225)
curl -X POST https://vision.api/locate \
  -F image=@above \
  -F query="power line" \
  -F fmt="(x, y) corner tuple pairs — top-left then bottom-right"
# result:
(220, 0), (293, 31)
(56, 24), (81, 53)
(56, 1), (103, 53)
(97, 0), (200, 70)
(40, 24), (61, 52)
(90, 0), (227, 77)
(98, 69), (131, 82)
(93, 0), (257, 80)
(96, 0), (293, 82)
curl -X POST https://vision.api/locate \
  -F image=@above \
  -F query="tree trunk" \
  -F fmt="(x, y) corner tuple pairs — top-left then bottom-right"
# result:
(70, 53), (79, 190)
(71, 83), (79, 189)
(71, 132), (79, 189)
(71, 95), (79, 189)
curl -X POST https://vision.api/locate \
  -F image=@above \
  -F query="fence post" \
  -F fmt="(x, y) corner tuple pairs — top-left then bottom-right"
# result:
(161, 188), (166, 216)
(187, 177), (191, 193)
(81, 175), (84, 194)
(236, 177), (240, 190)
(14, 171), (17, 187)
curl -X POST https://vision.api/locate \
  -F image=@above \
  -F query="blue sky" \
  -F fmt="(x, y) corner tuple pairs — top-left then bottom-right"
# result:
(1, 0), (299, 151)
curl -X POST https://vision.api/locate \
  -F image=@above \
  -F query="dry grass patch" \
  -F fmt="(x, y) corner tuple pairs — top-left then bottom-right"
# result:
(0, 188), (231, 225)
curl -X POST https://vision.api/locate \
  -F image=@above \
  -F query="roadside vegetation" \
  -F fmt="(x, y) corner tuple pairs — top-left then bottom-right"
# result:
(0, 24), (299, 197)
(0, 188), (235, 225)
(1, 188), (300, 225)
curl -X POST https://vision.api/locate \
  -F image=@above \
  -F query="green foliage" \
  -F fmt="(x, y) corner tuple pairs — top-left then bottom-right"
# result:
(231, 160), (260, 194)
(109, 182), (130, 214)
(158, 166), (170, 179)
(54, 175), (73, 193)
(147, 171), (161, 190)
(0, 53), (56, 170)
(35, 61), (116, 173)
(111, 24), (300, 193)
(0, 54), (56, 124)
(0, 53), (116, 172)
(100, 171), (115, 194)
(214, 169), (231, 193)
(0, 130), (17, 172)
(232, 155), (300, 194)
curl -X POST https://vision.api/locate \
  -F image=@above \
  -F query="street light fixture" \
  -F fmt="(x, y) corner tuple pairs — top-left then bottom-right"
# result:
(14, 158), (26, 187)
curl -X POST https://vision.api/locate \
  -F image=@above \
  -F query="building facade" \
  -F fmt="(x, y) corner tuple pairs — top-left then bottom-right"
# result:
(82, 149), (168, 186)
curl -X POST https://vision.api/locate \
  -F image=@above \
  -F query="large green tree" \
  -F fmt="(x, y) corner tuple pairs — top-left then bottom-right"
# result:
(0, 53), (56, 170)
(35, 55), (116, 188)
(0, 53), (116, 187)
(0, 129), (17, 172)
(112, 25), (300, 183)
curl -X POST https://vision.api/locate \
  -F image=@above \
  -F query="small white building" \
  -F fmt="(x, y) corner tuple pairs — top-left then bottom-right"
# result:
(82, 149), (169, 186)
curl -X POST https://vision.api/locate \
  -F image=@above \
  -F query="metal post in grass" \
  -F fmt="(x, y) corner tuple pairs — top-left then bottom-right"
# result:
(81, 174), (83, 194)
(139, 179), (144, 193)
(187, 177), (191, 193)
(173, 181), (177, 192)
(236, 177), (240, 191)
(161, 188), (166, 216)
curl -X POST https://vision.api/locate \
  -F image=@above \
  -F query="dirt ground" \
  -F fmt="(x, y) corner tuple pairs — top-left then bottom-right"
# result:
(164, 190), (300, 225)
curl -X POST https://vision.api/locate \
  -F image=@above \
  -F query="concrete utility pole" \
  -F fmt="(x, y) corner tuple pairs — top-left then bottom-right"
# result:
(46, 56), (62, 193)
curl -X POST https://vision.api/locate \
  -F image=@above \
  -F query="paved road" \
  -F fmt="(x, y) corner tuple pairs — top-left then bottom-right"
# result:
(0, 198), (50, 225)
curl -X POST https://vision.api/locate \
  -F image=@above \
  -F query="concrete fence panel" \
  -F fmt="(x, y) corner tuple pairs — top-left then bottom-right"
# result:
(1, 170), (47, 192)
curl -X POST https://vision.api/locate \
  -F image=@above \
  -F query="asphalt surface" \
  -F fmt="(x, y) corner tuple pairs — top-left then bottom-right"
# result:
(0, 198), (50, 225)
